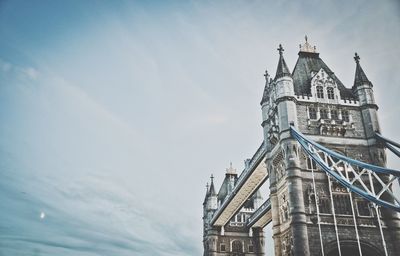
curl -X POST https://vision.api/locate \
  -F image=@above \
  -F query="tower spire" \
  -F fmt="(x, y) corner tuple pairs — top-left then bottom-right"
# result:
(203, 182), (210, 205)
(209, 174), (216, 196)
(274, 44), (291, 80)
(353, 52), (372, 87)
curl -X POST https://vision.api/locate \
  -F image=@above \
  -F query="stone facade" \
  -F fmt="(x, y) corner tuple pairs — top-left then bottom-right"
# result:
(261, 38), (400, 255)
(203, 38), (400, 256)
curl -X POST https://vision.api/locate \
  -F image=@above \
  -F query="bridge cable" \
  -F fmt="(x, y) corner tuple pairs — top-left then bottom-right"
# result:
(328, 175), (342, 256)
(368, 171), (389, 256)
(344, 162), (363, 256)
(310, 158), (325, 256)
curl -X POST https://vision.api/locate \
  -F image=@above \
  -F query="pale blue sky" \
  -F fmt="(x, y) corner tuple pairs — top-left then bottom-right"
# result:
(0, 0), (399, 255)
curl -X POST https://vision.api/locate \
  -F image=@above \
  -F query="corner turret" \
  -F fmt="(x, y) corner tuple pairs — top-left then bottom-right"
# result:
(352, 53), (380, 137)
(273, 44), (297, 132)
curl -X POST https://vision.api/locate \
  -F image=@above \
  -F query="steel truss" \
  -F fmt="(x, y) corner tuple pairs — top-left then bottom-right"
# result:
(290, 126), (400, 213)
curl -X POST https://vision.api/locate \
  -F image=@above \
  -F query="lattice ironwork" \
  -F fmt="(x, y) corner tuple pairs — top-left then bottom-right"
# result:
(291, 126), (400, 212)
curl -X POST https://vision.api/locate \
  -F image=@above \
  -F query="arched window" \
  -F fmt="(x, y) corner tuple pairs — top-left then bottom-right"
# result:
(342, 110), (350, 122)
(331, 109), (338, 120)
(327, 87), (335, 99)
(316, 86), (324, 98)
(333, 194), (352, 215)
(320, 109), (328, 119)
(309, 107), (317, 119)
(232, 240), (243, 253)
(356, 200), (372, 216)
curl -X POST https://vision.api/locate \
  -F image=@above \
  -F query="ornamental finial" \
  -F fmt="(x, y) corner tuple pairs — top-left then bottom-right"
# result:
(299, 36), (317, 53)
(354, 52), (360, 64)
(277, 44), (284, 55)
(226, 162), (237, 174)
(264, 69), (269, 81)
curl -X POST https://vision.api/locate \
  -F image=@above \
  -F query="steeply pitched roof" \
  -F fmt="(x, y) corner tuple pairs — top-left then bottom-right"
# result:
(353, 52), (372, 88)
(274, 44), (291, 80)
(217, 173), (236, 202)
(260, 70), (271, 105)
(292, 51), (355, 99)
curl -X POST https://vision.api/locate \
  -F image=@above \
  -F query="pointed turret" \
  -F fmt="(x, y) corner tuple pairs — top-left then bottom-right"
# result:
(217, 163), (238, 204)
(203, 182), (210, 206)
(205, 174), (218, 211)
(353, 52), (372, 88)
(272, 43), (297, 130)
(351, 52), (379, 137)
(260, 69), (271, 105)
(209, 174), (217, 196)
(274, 44), (291, 80)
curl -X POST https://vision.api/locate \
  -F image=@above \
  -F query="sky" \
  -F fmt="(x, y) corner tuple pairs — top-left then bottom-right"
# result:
(0, 0), (400, 255)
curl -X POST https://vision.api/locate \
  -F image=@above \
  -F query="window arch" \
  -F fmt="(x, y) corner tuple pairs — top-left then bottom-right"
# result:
(232, 240), (243, 253)
(342, 110), (350, 122)
(331, 109), (338, 120)
(316, 86), (324, 98)
(309, 107), (317, 119)
(327, 87), (335, 99)
(320, 109), (328, 119)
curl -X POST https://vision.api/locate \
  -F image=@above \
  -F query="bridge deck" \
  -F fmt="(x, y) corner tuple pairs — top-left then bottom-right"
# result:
(246, 198), (272, 228)
(211, 142), (268, 226)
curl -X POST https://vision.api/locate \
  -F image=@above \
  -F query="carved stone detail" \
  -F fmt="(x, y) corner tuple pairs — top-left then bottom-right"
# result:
(281, 231), (293, 256)
(279, 191), (290, 223)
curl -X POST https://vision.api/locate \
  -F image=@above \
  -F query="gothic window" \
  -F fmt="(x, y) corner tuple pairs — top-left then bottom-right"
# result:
(333, 194), (352, 215)
(319, 198), (331, 214)
(320, 109), (328, 119)
(316, 86), (324, 98)
(232, 240), (243, 253)
(220, 244), (226, 252)
(309, 107), (317, 119)
(327, 87), (335, 99)
(342, 110), (350, 122)
(331, 109), (338, 120)
(248, 244), (254, 253)
(357, 200), (371, 216)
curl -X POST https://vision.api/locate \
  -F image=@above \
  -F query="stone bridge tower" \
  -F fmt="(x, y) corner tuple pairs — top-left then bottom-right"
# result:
(261, 38), (400, 256)
(203, 165), (265, 256)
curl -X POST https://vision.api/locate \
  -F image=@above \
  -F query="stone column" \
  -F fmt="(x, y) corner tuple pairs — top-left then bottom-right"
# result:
(207, 229), (218, 256)
(284, 140), (310, 256)
(269, 160), (282, 256)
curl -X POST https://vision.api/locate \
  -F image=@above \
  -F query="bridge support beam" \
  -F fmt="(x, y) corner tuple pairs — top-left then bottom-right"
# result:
(268, 157), (282, 256)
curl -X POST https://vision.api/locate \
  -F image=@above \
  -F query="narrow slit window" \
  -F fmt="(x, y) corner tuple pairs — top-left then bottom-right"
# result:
(320, 109), (328, 119)
(317, 86), (324, 98)
(342, 110), (350, 122)
(309, 107), (317, 119)
(327, 87), (335, 99)
(331, 109), (338, 120)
